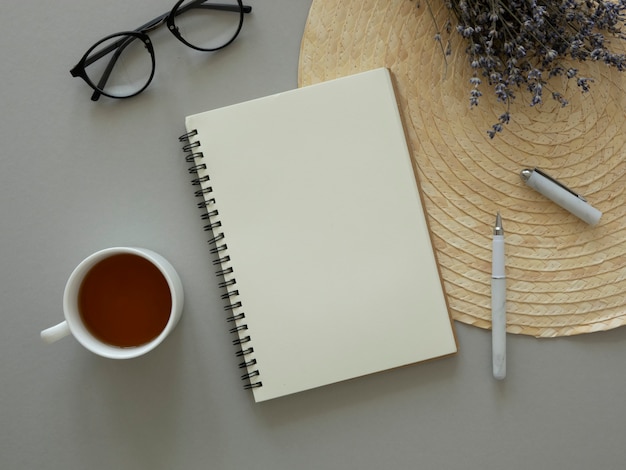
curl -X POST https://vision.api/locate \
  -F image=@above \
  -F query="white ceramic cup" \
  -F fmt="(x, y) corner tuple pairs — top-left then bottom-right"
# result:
(40, 247), (184, 359)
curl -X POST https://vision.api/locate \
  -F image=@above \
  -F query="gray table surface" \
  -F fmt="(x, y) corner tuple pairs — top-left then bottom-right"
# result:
(3, 1), (626, 469)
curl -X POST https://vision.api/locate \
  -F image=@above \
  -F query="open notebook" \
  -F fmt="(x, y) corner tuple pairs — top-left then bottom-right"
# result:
(179, 68), (457, 402)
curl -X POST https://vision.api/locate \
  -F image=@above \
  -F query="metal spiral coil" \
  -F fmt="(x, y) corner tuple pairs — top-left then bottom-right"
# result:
(180, 129), (262, 391)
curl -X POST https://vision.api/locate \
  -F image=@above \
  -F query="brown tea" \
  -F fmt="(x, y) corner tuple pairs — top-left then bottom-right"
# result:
(78, 253), (172, 348)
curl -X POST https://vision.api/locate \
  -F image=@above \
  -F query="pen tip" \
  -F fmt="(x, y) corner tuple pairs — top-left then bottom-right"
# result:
(494, 212), (503, 235)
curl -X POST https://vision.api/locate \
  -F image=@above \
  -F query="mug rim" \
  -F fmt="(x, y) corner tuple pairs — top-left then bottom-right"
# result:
(63, 246), (183, 359)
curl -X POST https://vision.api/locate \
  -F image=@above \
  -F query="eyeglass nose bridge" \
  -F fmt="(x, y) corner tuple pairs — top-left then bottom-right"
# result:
(140, 12), (170, 33)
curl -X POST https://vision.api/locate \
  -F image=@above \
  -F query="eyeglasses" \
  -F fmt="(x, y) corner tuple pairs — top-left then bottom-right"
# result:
(70, 0), (252, 101)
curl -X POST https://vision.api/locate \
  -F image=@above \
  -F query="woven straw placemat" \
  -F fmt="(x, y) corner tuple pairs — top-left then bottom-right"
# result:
(298, 0), (626, 337)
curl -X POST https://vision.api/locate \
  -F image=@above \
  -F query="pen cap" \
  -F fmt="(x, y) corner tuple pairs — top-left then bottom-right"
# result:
(521, 169), (602, 225)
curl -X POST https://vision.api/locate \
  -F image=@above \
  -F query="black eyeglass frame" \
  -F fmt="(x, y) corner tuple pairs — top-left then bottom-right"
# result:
(70, 0), (252, 101)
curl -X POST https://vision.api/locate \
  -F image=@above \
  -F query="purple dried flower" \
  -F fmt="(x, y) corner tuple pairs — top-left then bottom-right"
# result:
(416, 0), (626, 137)
(470, 88), (483, 107)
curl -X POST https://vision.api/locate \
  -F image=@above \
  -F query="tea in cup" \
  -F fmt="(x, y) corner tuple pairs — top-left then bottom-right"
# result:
(40, 247), (183, 359)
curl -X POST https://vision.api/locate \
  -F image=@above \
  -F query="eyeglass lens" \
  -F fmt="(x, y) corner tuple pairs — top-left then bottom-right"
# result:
(80, 0), (245, 99)
(83, 34), (154, 99)
(172, 0), (245, 51)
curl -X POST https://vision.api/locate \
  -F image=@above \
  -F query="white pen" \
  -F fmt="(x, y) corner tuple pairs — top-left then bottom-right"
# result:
(520, 168), (602, 225)
(491, 212), (506, 380)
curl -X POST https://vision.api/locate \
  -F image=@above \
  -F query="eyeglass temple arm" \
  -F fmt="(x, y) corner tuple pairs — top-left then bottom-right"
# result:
(90, 35), (139, 101)
(183, 2), (252, 14)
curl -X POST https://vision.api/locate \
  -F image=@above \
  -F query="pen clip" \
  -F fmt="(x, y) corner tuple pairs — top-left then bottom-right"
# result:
(522, 168), (587, 203)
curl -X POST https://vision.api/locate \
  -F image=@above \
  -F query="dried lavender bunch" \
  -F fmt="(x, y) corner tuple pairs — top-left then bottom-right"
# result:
(439, 0), (626, 137)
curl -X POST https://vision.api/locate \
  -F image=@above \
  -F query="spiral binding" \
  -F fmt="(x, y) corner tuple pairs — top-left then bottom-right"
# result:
(179, 129), (262, 392)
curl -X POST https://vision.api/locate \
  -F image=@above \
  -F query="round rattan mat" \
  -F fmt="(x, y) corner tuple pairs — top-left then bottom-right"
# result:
(298, 0), (626, 337)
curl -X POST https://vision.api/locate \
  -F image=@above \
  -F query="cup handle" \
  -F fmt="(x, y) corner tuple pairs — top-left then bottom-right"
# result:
(40, 321), (71, 344)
